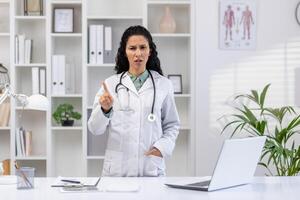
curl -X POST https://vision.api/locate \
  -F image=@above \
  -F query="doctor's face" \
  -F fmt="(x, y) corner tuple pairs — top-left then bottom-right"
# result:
(126, 35), (150, 74)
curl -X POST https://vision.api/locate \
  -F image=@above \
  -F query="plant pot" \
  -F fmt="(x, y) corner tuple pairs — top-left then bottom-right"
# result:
(61, 120), (74, 126)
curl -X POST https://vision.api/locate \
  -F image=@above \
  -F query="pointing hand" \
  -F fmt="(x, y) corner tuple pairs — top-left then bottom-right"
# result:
(99, 82), (113, 113)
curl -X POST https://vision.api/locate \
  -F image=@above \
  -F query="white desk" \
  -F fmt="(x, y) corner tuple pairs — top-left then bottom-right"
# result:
(0, 176), (299, 200)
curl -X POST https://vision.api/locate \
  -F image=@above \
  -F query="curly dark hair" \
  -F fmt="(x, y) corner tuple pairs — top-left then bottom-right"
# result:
(115, 25), (163, 75)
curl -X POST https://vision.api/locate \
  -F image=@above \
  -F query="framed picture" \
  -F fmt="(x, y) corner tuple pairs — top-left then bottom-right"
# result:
(53, 8), (74, 33)
(168, 74), (183, 94)
(24, 0), (43, 16)
(219, 0), (256, 50)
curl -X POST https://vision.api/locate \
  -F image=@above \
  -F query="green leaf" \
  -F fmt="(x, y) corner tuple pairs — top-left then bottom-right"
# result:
(259, 83), (271, 108)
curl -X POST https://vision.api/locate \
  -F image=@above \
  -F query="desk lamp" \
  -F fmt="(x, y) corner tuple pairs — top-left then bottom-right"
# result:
(0, 63), (48, 111)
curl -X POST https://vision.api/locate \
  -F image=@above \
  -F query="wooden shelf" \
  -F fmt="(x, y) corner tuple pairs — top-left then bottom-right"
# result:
(87, 15), (143, 20)
(51, 0), (82, 5)
(0, 127), (10, 131)
(51, 33), (82, 37)
(147, 1), (191, 5)
(87, 63), (115, 68)
(51, 94), (82, 98)
(15, 156), (47, 160)
(15, 16), (46, 20)
(174, 94), (191, 98)
(152, 33), (191, 38)
(51, 126), (83, 131)
(15, 63), (46, 67)
(86, 156), (105, 160)
(0, 33), (10, 37)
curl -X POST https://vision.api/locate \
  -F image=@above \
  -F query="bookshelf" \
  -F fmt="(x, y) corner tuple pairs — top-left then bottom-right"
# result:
(0, 0), (11, 174)
(0, 0), (195, 177)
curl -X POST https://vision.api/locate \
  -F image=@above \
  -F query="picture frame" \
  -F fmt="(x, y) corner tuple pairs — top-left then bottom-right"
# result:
(24, 0), (43, 16)
(219, 0), (256, 50)
(53, 8), (74, 33)
(168, 74), (183, 94)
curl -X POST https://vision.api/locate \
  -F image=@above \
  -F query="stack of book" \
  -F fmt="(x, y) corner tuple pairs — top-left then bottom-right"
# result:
(15, 127), (32, 157)
(15, 34), (32, 64)
(88, 25), (114, 64)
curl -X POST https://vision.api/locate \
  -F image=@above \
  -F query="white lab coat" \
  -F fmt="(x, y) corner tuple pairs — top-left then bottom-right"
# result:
(88, 70), (180, 177)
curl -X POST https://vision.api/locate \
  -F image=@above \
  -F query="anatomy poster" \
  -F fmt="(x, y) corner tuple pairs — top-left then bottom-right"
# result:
(219, 0), (256, 50)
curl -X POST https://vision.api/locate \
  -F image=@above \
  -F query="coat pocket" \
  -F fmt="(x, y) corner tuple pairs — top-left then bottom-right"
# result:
(143, 155), (165, 177)
(102, 150), (123, 177)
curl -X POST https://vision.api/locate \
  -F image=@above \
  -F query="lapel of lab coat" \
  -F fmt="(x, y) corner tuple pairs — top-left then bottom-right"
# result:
(139, 70), (160, 94)
(121, 73), (139, 96)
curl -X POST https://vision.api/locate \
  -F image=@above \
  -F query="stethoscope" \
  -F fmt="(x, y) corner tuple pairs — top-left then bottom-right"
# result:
(115, 69), (156, 122)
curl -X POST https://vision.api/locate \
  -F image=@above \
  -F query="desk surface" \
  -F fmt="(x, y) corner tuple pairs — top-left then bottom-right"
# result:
(0, 176), (299, 200)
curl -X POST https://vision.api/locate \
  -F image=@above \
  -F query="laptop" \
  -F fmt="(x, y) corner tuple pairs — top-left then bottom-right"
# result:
(165, 136), (266, 192)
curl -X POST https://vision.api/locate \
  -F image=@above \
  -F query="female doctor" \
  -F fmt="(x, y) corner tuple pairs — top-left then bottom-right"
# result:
(88, 25), (180, 177)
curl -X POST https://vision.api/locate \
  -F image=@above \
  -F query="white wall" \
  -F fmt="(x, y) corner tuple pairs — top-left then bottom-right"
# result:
(195, 0), (300, 176)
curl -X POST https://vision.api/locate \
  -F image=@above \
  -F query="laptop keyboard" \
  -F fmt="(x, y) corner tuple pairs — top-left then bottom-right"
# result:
(186, 180), (211, 187)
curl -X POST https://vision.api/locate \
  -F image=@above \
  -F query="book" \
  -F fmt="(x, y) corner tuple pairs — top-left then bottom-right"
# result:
(0, 99), (10, 127)
(32, 67), (39, 94)
(39, 68), (46, 95)
(25, 131), (32, 156)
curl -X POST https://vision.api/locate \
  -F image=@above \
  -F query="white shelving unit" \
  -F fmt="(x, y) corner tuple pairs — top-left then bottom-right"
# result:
(0, 0), (12, 176)
(0, 0), (195, 177)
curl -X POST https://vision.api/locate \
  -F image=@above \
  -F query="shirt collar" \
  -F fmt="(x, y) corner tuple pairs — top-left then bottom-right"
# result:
(128, 70), (149, 83)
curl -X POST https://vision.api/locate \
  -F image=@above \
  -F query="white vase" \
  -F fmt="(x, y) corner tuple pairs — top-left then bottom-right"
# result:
(159, 6), (176, 33)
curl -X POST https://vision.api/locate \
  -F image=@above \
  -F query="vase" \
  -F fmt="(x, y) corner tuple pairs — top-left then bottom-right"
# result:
(159, 6), (176, 33)
(62, 119), (74, 126)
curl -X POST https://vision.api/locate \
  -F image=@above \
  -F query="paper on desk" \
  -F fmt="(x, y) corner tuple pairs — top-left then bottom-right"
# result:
(0, 175), (17, 185)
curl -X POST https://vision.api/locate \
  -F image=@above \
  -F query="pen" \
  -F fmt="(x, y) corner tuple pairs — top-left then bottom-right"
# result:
(61, 179), (81, 184)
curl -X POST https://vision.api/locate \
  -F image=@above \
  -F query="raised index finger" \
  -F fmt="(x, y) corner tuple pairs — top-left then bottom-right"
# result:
(102, 82), (110, 94)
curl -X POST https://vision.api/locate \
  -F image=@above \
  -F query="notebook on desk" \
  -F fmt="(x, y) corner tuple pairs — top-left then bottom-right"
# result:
(165, 136), (266, 192)
(51, 176), (101, 188)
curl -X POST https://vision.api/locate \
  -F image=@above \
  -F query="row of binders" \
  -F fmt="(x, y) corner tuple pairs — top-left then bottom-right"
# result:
(52, 55), (76, 95)
(89, 25), (114, 64)
(15, 34), (32, 64)
(32, 67), (46, 96)
(16, 127), (32, 157)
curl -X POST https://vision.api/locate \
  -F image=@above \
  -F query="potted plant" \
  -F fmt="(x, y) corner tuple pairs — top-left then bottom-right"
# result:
(52, 103), (81, 126)
(220, 84), (300, 176)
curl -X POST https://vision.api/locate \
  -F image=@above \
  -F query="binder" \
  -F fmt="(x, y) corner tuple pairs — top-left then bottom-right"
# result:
(39, 68), (46, 95)
(58, 55), (65, 95)
(18, 34), (25, 64)
(96, 25), (104, 64)
(32, 67), (39, 94)
(65, 63), (75, 94)
(52, 55), (59, 95)
(15, 35), (19, 64)
(104, 26), (114, 64)
(89, 25), (97, 64)
(25, 39), (32, 64)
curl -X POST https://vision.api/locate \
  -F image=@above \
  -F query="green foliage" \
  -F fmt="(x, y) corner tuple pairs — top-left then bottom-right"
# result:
(221, 84), (300, 176)
(52, 103), (81, 125)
